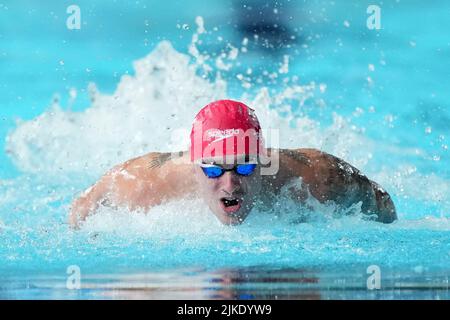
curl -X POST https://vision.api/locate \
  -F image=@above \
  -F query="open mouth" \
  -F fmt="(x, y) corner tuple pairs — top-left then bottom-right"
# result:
(220, 197), (242, 213)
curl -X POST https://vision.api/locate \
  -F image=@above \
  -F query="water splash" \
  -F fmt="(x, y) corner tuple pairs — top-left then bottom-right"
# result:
(1, 17), (450, 277)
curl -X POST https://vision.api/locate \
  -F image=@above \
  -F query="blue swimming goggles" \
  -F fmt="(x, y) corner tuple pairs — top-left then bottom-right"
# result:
(200, 163), (257, 178)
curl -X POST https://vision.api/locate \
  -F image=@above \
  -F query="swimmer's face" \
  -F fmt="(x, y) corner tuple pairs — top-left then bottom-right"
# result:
(193, 155), (262, 225)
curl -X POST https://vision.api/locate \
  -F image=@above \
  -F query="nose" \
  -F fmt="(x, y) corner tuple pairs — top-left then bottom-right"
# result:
(221, 171), (241, 195)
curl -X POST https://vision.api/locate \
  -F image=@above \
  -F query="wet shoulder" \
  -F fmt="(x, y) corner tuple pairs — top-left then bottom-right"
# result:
(278, 148), (367, 201)
(282, 148), (362, 176)
(279, 148), (318, 171)
(119, 152), (177, 181)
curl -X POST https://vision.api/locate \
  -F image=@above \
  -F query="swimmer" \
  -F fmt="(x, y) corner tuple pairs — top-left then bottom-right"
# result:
(69, 100), (396, 227)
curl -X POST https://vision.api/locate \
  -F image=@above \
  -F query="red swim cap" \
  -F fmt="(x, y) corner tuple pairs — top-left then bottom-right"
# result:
(190, 100), (263, 162)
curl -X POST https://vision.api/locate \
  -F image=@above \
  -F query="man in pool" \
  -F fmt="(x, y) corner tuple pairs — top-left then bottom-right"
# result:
(69, 99), (397, 227)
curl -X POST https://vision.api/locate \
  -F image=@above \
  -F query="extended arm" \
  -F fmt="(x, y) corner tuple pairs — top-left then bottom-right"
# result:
(316, 150), (397, 223)
(69, 167), (116, 228)
(69, 152), (194, 228)
(288, 149), (397, 223)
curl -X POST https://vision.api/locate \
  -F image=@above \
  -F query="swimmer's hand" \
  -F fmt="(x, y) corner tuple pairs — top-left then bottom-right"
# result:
(369, 181), (397, 223)
(69, 166), (117, 228)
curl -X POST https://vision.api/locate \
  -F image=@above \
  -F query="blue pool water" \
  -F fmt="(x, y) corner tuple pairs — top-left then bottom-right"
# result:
(0, 0), (450, 299)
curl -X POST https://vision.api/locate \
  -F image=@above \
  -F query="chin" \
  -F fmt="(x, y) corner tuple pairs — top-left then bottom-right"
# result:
(216, 214), (246, 226)
(215, 206), (250, 226)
